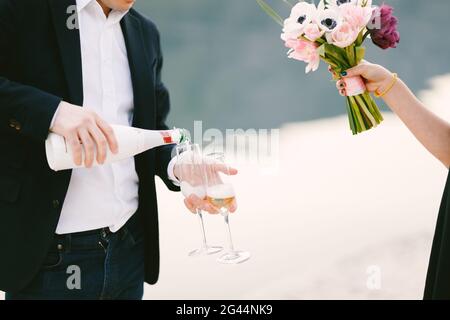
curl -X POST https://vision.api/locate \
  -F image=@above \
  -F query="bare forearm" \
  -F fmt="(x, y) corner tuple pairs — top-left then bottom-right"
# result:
(383, 79), (450, 168)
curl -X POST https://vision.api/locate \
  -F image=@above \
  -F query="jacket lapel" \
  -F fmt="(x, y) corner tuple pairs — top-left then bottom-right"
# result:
(48, 0), (84, 106)
(121, 13), (155, 129)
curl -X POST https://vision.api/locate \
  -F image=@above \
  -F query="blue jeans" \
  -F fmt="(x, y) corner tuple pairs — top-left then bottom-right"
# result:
(6, 214), (145, 300)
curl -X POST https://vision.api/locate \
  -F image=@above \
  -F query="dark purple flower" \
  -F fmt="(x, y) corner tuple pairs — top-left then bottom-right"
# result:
(368, 4), (400, 50)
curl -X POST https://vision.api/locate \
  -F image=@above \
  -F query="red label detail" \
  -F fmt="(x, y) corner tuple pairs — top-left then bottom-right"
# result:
(161, 131), (173, 144)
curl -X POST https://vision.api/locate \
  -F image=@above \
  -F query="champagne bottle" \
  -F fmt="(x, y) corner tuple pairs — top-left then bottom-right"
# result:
(46, 125), (188, 171)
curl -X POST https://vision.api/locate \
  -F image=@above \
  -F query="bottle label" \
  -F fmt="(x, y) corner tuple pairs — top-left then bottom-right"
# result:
(160, 131), (173, 144)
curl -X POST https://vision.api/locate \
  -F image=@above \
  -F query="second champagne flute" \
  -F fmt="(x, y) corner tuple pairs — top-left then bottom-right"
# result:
(204, 152), (251, 264)
(176, 143), (223, 256)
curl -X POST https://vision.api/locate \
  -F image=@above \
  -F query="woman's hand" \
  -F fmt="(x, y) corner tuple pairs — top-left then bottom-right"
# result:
(332, 61), (394, 97)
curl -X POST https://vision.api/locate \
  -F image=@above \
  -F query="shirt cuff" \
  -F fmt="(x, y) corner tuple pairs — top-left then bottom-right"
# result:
(167, 155), (180, 186)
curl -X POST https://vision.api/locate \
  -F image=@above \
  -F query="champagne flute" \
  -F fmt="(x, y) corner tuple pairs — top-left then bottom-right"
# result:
(203, 152), (251, 264)
(176, 143), (223, 256)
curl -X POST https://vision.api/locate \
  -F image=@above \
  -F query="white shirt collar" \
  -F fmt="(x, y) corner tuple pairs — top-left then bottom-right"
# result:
(76, 0), (129, 24)
(76, 0), (92, 13)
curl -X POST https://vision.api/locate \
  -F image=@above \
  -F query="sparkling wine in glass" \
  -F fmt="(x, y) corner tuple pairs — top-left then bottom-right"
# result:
(176, 143), (223, 256)
(204, 153), (250, 264)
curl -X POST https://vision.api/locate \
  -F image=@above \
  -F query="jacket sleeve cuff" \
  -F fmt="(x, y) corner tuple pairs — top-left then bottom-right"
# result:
(19, 93), (62, 142)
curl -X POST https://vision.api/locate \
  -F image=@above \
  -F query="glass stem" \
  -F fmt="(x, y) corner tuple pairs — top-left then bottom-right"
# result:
(222, 210), (235, 252)
(196, 209), (208, 248)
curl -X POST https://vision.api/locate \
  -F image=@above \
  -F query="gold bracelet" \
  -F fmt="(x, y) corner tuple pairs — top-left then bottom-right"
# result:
(374, 73), (398, 98)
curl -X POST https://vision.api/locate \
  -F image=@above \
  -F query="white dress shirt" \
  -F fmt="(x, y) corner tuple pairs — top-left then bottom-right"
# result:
(55, 0), (177, 234)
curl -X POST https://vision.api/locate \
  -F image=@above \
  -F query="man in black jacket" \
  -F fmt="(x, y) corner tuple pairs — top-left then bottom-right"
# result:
(0, 0), (218, 299)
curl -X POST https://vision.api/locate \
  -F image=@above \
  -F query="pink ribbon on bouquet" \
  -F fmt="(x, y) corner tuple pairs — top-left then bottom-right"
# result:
(343, 76), (367, 96)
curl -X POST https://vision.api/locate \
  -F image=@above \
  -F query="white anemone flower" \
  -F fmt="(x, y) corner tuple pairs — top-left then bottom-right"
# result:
(317, 7), (342, 33)
(281, 2), (318, 41)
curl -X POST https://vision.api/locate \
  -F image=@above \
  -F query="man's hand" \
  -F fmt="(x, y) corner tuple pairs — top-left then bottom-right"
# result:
(50, 102), (119, 168)
(174, 159), (238, 214)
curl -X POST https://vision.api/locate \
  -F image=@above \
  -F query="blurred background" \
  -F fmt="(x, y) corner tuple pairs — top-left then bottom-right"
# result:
(135, 0), (449, 300)
(135, 0), (450, 300)
(2, 0), (450, 300)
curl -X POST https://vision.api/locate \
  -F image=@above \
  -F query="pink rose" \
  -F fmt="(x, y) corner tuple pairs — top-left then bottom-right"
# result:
(303, 23), (325, 42)
(285, 39), (320, 73)
(329, 22), (359, 48)
(339, 3), (373, 30)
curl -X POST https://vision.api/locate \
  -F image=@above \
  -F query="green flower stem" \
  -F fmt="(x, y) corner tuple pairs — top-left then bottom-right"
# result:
(360, 93), (376, 116)
(354, 94), (377, 127)
(361, 92), (383, 123)
(358, 104), (372, 129)
(320, 56), (337, 67)
(316, 38), (326, 45)
(346, 44), (356, 66)
(349, 96), (366, 133)
(256, 0), (284, 26)
(362, 30), (370, 43)
(369, 97), (383, 123)
(346, 97), (357, 135)
(325, 51), (350, 70)
(366, 93), (384, 122)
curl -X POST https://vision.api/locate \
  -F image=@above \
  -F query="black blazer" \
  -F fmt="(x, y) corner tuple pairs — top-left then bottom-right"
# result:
(0, 0), (179, 292)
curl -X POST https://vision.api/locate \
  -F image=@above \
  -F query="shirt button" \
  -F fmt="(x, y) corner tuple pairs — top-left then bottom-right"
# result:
(52, 200), (60, 209)
(9, 119), (21, 131)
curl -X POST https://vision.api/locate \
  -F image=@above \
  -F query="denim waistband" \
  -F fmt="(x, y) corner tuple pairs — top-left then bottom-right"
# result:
(50, 213), (142, 253)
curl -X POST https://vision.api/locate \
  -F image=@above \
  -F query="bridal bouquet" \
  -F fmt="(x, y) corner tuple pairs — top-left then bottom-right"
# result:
(256, 0), (400, 135)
